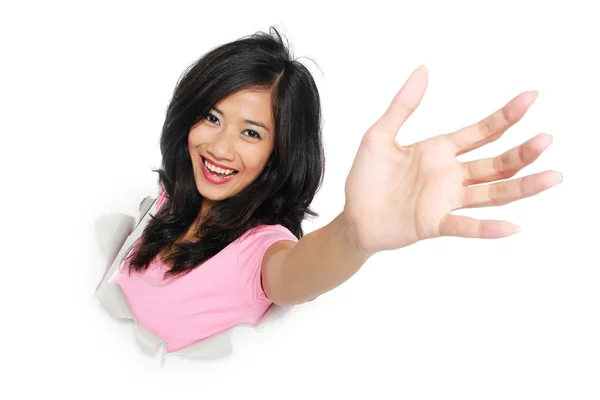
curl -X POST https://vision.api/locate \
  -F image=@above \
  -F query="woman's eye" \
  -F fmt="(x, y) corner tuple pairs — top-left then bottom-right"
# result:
(206, 114), (219, 124)
(244, 130), (261, 139)
(205, 114), (260, 139)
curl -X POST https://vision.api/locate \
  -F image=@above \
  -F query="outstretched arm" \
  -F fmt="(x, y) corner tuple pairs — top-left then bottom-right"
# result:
(262, 65), (561, 306)
(261, 212), (370, 305)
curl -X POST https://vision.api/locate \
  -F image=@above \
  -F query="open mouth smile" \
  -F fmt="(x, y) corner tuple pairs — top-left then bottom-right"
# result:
(200, 156), (238, 184)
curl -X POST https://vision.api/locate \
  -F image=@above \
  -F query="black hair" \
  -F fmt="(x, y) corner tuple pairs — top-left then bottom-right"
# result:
(125, 26), (325, 278)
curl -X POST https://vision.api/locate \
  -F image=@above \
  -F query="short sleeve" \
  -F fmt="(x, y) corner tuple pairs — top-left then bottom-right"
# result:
(237, 225), (298, 304)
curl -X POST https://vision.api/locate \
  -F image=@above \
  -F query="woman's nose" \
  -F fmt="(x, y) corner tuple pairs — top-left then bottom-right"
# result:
(208, 130), (236, 160)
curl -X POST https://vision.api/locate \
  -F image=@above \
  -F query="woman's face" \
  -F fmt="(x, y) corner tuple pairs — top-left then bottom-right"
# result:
(188, 89), (275, 207)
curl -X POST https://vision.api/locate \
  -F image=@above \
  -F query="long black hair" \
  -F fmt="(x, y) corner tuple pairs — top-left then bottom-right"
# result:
(125, 26), (325, 278)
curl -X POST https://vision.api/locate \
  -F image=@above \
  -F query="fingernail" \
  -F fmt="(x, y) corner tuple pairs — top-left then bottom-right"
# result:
(417, 64), (428, 73)
(514, 226), (521, 234)
(556, 172), (563, 184)
(531, 90), (539, 99)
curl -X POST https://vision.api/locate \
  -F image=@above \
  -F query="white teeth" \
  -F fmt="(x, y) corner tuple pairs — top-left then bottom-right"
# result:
(203, 159), (236, 175)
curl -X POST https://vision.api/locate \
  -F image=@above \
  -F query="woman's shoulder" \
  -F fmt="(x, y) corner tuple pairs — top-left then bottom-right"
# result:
(236, 223), (298, 261)
(236, 223), (298, 268)
(238, 223), (298, 244)
(235, 223), (298, 304)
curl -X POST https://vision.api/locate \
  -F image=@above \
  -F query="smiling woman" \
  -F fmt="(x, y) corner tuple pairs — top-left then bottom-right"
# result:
(188, 89), (276, 210)
(97, 24), (562, 359)
(122, 26), (324, 278)
(101, 26), (326, 354)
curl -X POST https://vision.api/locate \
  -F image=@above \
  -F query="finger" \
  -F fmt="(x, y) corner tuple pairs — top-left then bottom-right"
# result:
(448, 90), (539, 156)
(462, 170), (563, 209)
(439, 214), (520, 238)
(374, 65), (429, 138)
(463, 133), (553, 186)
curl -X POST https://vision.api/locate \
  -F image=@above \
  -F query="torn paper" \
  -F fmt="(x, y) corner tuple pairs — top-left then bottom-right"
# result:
(93, 189), (294, 366)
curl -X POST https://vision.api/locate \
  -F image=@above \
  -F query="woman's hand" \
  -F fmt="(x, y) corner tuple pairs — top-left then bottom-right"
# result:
(343, 65), (562, 255)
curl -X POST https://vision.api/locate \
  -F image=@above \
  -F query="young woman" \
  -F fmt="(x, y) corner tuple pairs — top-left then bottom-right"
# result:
(110, 27), (561, 353)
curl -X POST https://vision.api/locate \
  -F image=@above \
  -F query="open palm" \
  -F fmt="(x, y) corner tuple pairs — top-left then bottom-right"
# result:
(343, 66), (562, 254)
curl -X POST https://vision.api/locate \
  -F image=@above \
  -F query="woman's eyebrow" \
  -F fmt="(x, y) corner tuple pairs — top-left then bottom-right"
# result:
(212, 107), (270, 133)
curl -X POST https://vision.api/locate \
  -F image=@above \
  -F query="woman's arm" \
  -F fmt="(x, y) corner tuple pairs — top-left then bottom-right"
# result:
(262, 66), (560, 306)
(261, 211), (372, 305)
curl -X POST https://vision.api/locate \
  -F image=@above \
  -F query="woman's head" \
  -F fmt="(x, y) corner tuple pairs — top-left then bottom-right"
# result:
(129, 26), (324, 277)
(158, 26), (324, 218)
(188, 88), (276, 209)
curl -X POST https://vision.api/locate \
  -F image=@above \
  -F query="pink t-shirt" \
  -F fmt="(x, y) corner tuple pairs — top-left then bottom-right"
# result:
(111, 188), (298, 352)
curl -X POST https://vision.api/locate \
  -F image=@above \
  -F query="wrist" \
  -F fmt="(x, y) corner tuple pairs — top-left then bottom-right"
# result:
(335, 210), (375, 261)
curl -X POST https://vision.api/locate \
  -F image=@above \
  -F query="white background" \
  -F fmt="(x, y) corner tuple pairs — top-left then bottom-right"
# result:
(2, 0), (598, 399)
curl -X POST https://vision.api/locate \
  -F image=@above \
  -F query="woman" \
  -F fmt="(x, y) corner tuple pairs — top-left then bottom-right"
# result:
(110, 27), (561, 353)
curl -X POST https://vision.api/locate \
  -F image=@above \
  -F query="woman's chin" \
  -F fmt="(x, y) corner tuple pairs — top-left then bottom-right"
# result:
(196, 183), (235, 202)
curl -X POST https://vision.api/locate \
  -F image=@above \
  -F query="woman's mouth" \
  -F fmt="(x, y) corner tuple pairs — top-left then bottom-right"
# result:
(201, 156), (238, 185)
